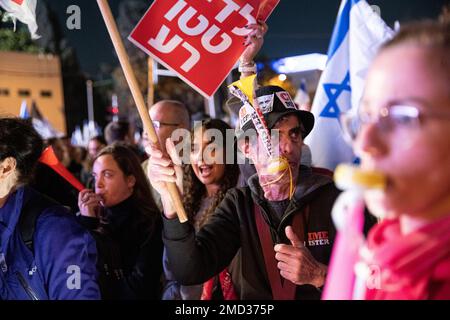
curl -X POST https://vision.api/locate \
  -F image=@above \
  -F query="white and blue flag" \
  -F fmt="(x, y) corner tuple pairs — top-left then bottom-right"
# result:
(305, 0), (394, 170)
(294, 79), (311, 110)
(19, 99), (29, 119)
(70, 121), (103, 147)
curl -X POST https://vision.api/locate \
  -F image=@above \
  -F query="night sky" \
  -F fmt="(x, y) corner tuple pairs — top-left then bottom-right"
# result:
(46, 0), (447, 76)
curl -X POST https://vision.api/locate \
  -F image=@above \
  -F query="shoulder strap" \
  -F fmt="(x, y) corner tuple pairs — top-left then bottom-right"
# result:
(19, 191), (60, 252)
(254, 204), (309, 300)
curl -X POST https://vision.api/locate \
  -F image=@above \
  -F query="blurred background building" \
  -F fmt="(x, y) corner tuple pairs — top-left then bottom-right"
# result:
(0, 51), (66, 133)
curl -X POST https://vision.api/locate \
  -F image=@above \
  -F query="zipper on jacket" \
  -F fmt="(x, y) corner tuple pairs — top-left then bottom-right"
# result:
(16, 271), (40, 300)
(252, 188), (301, 239)
(278, 202), (304, 235)
(255, 197), (298, 237)
(254, 200), (283, 243)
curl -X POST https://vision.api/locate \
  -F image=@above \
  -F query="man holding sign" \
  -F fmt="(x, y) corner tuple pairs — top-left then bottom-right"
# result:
(145, 19), (351, 299)
(147, 81), (345, 299)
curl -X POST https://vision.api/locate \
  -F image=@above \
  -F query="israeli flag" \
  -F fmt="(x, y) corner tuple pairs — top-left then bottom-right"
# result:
(294, 79), (311, 110)
(19, 99), (29, 119)
(0, 0), (40, 39)
(305, 0), (394, 170)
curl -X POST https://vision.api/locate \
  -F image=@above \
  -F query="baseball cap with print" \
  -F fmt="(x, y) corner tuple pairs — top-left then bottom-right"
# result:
(231, 85), (315, 141)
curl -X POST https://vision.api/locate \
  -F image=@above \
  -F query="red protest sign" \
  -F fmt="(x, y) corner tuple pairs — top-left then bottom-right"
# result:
(129, 0), (279, 98)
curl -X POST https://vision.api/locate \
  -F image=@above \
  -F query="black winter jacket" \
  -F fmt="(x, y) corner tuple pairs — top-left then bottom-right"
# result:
(164, 166), (356, 299)
(79, 196), (163, 299)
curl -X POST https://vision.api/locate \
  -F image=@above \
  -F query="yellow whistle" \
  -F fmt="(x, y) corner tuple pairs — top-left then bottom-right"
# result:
(267, 157), (289, 174)
(334, 164), (386, 191)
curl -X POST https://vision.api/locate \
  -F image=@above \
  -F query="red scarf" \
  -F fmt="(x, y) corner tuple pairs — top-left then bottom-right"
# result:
(201, 269), (238, 300)
(362, 214), (450, 300)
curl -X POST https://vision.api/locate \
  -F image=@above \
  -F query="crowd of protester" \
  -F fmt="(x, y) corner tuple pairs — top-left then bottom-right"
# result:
(0, 13), (449, 300)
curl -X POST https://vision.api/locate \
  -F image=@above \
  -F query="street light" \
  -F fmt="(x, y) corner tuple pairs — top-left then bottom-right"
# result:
(86, 79), (94, 131)
(86, 78), (115, 126)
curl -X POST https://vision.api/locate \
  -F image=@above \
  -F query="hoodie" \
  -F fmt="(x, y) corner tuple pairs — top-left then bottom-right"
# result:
(163, 166), (343, 299)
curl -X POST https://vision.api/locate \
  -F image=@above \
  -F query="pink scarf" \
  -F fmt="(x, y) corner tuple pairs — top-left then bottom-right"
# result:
(363, 214), (450, 300)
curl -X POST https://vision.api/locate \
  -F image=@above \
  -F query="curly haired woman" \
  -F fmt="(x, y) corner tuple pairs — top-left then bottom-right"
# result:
(162, 119), (240, 300)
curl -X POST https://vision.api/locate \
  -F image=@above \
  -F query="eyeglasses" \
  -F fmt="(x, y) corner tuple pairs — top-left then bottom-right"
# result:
(340, 100), (450, 144)
(152, 120), (180, 129)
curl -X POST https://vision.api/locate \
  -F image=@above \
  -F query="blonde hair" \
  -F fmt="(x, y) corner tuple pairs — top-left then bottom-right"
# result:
(380, 18), (450, 85)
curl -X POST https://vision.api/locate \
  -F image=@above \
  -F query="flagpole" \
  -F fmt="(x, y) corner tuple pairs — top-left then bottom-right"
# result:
(97, 0), (188, 223)
(86, 79), (95, 129)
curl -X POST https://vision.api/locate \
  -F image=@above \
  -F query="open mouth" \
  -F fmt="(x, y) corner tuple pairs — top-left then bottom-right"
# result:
(199, 165), (213, 177)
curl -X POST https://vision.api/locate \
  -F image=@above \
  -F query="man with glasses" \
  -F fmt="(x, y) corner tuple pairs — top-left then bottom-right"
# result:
(141, 100), (190, 210)
(339, 18), (450, 299)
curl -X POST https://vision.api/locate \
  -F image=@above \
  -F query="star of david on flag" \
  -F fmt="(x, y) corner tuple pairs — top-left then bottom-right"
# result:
(320, 72), (351, 119)
(305, 0), (394, 170)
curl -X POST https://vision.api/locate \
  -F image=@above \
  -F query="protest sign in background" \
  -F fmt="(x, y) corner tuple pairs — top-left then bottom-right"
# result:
(129, 0), (279, 98)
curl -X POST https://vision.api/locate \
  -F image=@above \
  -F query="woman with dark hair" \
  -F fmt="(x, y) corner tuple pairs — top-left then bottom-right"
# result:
(0, 117), (100, 300)
(162, 119), (240, 300)
(184, 119), (240, 229)
(78, 142), (163, 299)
